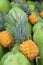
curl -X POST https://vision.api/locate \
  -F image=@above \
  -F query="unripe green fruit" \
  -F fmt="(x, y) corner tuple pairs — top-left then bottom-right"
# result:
(0, 0), (11, 13)
(33, 29), (43, 65)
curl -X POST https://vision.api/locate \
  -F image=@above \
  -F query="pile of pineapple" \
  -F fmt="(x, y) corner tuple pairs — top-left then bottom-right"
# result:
(0, 0), (43, 65)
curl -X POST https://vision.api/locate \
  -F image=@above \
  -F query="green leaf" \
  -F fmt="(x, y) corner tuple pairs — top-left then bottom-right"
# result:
(5, 7), (32, 43)
(11, 43), (20, 55)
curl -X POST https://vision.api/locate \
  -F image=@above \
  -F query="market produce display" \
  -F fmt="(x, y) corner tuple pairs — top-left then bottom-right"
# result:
(0, 0), (43, 65)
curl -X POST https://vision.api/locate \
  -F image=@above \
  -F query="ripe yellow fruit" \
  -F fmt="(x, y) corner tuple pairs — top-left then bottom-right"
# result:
(39, 11), (43, 19)
(0, 31), (13, 47)
(28, 14), (37, 24)
(20, 40), (39, 60)
(20, 0), (25, 3)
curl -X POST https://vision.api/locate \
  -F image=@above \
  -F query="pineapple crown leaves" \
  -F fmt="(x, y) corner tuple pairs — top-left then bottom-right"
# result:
(14, 0), (19, 3)
(19, 3), (31, 16)
(5, 9), (31, 43)
(0, 12), (6, 31)
(35, 1), (42, 12)
(0, 13), (5, 24)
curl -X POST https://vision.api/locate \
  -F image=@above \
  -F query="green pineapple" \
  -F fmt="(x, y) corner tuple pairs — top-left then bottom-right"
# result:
(5, 7), (32, 44)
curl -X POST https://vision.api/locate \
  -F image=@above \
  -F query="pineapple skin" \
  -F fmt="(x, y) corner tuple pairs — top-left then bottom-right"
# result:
(0, 31), (13, 47)
(39, 11), (43, 19)
(28, 14), (37, 24)
(20, 40), (39, 60)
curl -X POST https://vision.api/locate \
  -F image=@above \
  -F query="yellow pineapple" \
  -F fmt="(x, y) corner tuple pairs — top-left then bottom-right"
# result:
(39, 11), (43, 19)
(20, 0), (25, 3)
(0, 31), (13, 47)
(20, 40), (39, 60)
(28, 14), (37, 24)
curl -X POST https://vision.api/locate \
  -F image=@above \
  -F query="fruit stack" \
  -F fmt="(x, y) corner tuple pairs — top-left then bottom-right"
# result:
(0, 0), (43, 65)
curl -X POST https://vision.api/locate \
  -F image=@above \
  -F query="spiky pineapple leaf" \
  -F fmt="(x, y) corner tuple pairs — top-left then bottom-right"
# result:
(0, 13), (5, 31)
(5, 9), (32, 43)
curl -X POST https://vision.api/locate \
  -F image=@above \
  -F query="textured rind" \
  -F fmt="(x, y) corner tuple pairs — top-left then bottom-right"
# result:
(39, 11), (43, 19)
(0, 31), (13, 47)
(20, 40), (39, 60)
(28, 13), (37, 24)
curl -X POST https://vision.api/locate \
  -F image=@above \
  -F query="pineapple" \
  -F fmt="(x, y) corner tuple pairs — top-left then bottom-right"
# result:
(36, 2), (43, 19)
(20, 3), (37, 24)
(20, 40), (39, 60)
(20, 0), (26, 3)
(28, 13), (37, 24)
(0, 31), (13, 47)
(39, 11), (43, 19)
